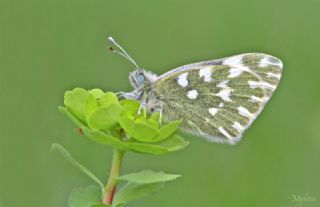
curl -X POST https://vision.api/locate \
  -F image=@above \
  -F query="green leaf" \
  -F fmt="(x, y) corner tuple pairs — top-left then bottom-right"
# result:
(147, 112), (161, 128)
(98, 92), (119, 107)
(118, 118), (135, 136)
(120, 118), (160, 143)
(84, 128), (188, 155)
(125, 135), (189, 155)
(125, 142), (168, 155)
(64, 88), (89, 123)
(119, 99), (140, 117)
(84, 128), (128, 151)
(112, 170), (181, 207)
(120, 99), (140, 109)
(112, 183), (165, 207)
(88, 104), (122, 130)
(68, 185), (101, 207)
(156, 120), (181, 142)
(51, 143), (104, 192)
(115, 171), (181, 184)
(132, 121), (160, 142)
(86, 93), (99, 121)
(90, 89), (105, 99)
(156, 135), (189, 152)
(59, 106), (86, 128)
(86, 90), (120, 119)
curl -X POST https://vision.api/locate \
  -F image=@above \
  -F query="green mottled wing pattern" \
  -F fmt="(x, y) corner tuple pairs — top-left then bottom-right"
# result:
(154, 53), (283, 144)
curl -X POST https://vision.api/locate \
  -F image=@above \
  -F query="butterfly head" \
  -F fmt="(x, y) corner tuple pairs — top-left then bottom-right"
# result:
(129, 69), (145, 88)
(129, 69), (158, 89)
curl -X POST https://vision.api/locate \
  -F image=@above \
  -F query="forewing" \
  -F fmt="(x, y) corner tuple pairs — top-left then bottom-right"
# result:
(154, 53), (283, 144)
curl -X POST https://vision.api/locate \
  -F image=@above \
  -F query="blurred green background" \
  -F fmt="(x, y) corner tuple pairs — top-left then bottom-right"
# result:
(1, 0), (320, 206)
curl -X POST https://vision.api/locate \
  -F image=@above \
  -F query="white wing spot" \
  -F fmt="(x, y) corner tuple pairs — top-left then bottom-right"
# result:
(187, 90), (198, 99)
(259, 56), (283, 68)
(217, 80), (229, 88)
(223, 55), (243, 65)
(215, 88), (232, 102)
(259, 56), (272, 67)
(209, 107), (218, 116)
(232, 122), (244, 132)
(238, 106), (253, 118)
(248, 80), (276, 90)
(218, 126), (232, 139)
(224, 55), (250, 78)
(249, 95), (266, 103)
(267, 72), (281, 79)
(177, 72), (189, 87)
(229, 67), (243, 78)
(277, 59), (283, 69)
(228, 66), (249, 78)
(199, 67), (212, 82)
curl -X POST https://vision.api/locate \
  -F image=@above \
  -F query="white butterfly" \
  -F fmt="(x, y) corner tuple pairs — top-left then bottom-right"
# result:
(109, 37), (283, 144)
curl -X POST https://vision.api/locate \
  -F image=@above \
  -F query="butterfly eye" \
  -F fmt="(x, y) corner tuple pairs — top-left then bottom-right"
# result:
(129, 70), (146, 88)
(137, 73), (145, 85)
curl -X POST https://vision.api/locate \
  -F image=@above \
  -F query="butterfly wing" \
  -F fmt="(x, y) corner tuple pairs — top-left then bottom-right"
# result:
(154, 53), (283, 144)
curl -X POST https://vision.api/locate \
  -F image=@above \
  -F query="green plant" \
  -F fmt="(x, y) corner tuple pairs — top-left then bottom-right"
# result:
(52, 88), (189, 207)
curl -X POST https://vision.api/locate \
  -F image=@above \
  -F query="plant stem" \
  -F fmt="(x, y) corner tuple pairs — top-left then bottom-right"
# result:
(103, 148), (125, 205)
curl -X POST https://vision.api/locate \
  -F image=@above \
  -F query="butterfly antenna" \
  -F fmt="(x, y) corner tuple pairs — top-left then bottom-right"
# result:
(108, 37), (140, 69)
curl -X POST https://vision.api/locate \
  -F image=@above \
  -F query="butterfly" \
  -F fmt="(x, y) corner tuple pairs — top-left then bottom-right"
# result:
(108, 37), (283, 145)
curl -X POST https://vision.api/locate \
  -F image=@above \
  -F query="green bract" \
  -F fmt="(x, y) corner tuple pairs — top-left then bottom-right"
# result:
(112, 171), (180, 207)
(68, 186), (102, 207)
(61, 88), (189, 155)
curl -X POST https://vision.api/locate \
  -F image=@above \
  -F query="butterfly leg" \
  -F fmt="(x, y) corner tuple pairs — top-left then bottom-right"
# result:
(116, 92), (139, 100)
(137, 101), (146, 115)
(159, 102), (163, 127)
